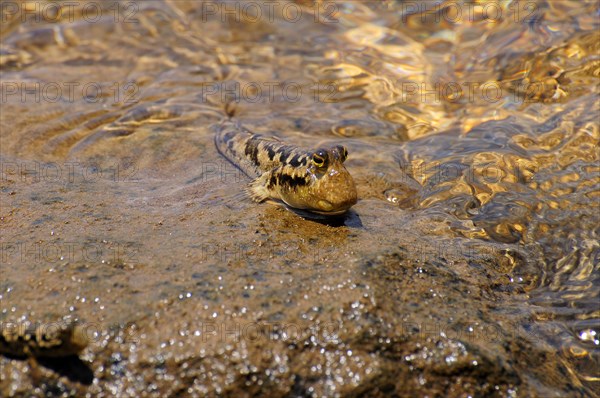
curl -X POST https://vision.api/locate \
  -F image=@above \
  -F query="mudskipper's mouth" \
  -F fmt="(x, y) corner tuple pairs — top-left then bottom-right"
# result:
(311, 200), (353, 215)
(317, 200), (334, 212)
(281, 198), (355, 216)
(310, 208), (350, 216)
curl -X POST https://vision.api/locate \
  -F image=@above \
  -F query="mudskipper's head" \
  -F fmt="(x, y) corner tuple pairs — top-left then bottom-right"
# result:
(278, 145), (357, 215)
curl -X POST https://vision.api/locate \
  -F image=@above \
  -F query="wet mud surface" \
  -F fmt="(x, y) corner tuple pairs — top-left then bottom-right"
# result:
(0, 179), (572, 397)
(1, 1), (599, 397)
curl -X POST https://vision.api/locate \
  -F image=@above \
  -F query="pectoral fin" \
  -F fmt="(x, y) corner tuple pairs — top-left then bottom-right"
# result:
(246, 173), (272, 202)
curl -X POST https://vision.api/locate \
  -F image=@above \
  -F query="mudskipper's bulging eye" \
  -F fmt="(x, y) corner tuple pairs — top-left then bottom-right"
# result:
(332, 145), (348, 162)
(311, 150), (327, 168)
(340, 146), (348, 162)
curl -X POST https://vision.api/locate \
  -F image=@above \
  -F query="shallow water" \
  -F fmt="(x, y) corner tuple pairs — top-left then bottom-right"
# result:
(1, 1), (598, 396)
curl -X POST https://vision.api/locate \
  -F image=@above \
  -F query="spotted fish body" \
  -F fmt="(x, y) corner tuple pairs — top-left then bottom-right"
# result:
(0, 321), (89, 358)
(215, 120), (357, 215)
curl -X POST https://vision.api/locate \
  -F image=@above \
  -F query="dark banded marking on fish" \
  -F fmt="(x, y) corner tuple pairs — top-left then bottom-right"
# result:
(215, 120), (357, 215)
(0, 321), (89, 358)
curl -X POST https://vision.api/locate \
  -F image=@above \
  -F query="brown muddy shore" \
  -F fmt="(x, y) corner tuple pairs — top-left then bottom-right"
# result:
(0, 167), (589, 397)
